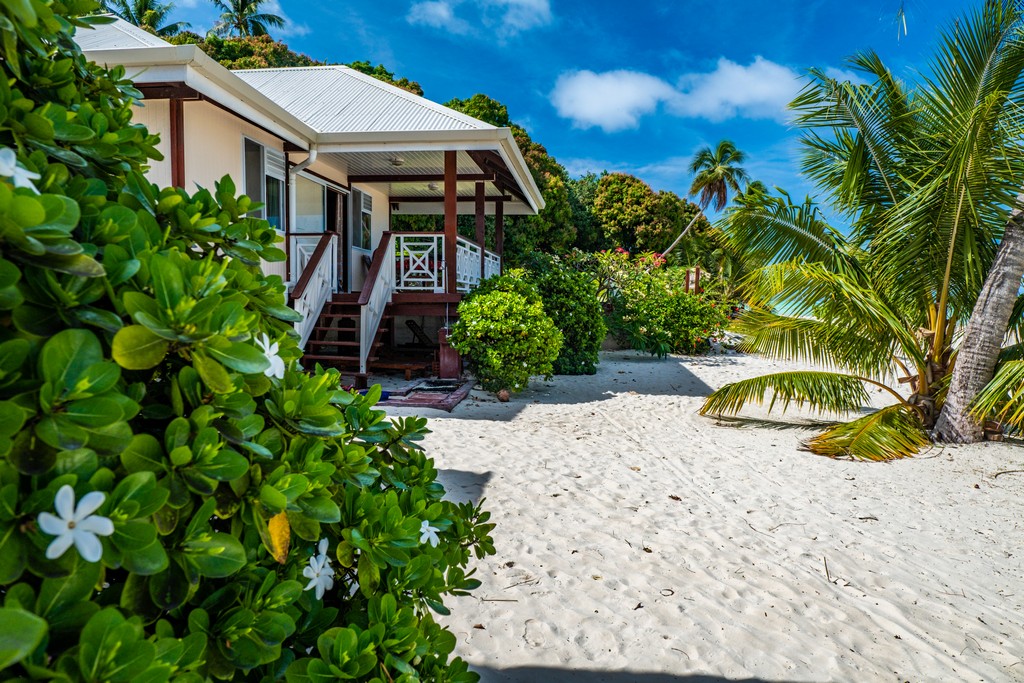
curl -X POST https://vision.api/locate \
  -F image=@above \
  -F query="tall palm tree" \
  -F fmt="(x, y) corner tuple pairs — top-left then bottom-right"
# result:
(700, 1), (1024, 460)
(104, 0), (190, 36)
(662, 140), (749, 258)
(211, 0), (284, 37)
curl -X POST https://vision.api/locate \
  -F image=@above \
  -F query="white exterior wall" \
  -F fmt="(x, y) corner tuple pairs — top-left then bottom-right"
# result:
(182, 100), (282, 192)
(131, 100), (172, 188)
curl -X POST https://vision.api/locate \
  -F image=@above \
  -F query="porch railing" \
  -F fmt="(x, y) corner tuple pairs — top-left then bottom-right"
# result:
(484, 250), (501, 280)
(358, 232), (397, 375)
(456, 236), (483, 292)
(396, 233), (445, 292)
(290, 232), (338, 347)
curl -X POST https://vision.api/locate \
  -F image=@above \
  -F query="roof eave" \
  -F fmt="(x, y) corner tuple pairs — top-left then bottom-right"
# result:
(83, 45), (315, 150)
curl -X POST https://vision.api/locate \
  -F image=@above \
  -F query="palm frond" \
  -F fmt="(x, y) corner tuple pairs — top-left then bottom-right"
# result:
(739, 261), (926, 370)
(731, 309), (899, 379)
(721, 189), (851, 269)
(804, 404), (929, 461)
(970, 360), (1024, 433)
(700, 371), (871, 417)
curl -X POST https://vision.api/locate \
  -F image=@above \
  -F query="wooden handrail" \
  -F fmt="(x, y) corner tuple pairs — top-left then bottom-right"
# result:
(289, 232), (336, 302)
(358, 231), (395, 306)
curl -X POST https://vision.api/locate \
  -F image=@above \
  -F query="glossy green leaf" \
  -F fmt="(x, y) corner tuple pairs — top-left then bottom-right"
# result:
(112, 325), (169, 370)
(0, 608), (47, 670)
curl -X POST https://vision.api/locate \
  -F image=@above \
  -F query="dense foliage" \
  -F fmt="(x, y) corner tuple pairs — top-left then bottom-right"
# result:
(0, 3), (493, 681)
(168, 32), (323, 68)
(521, 255), (605, 375)
(592, 251), (726, 357)
(448, 274), (563, 393)
(591, 172), (710, 254)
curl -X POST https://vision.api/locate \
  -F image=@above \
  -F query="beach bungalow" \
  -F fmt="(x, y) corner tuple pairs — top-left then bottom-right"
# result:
(78, 19), (544, 383)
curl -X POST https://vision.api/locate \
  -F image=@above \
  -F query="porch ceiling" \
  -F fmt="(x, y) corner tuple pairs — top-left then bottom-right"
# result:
(322, 149), (535, 215)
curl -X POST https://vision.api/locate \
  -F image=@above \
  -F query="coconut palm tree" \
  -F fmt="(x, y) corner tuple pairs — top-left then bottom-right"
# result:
(211, 0), (284, 37)
(662, 140), (749, 258)
(701, 0), (1024, 460)
(103, 0), (190, 36)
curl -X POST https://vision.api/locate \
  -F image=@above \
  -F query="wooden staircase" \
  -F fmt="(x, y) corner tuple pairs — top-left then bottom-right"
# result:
(302, 293), (390, 377)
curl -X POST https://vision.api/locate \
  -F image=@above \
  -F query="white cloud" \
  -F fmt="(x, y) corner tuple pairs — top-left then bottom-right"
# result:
(177, 0), (200, 7)
(670, 57), (801, 123)
(407, 1), (470, 34)
(493, 0), (551, 33)
(551, 57), (804, 131)
(550, 70), (681, 133)
(406, 0), (551, 37)
(265, 0), (310, 37)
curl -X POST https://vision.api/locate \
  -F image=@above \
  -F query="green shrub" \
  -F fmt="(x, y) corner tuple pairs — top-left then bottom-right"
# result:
(0, 3), (493, 682)
(449, 276), (563, 393)
(593, 251), (727, 357)
(522, 254), (605, 375)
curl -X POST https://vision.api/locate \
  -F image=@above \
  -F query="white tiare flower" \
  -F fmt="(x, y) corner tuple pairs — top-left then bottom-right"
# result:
(255, 333), (286, 380)
(303, 538), (335, 600)
(0, 147), (41, 193)
(37, 485), (114, 563)
(419, 520), (440, 548)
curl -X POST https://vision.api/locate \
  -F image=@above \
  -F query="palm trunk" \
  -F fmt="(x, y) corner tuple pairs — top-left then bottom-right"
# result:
(933, 196), (1024, 443)
(661, 209), (705, 258)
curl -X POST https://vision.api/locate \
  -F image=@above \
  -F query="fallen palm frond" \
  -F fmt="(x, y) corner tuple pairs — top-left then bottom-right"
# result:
(803, 404), (930, 461)
(699, 371), (871, 417)
(970, 360), (1024, 433)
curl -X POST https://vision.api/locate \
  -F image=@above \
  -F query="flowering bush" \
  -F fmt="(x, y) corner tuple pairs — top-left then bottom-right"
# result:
(0, 3), (493, 682)
(589, 251), (726, 357)
(520, 254), (605, 375)
(449, 275), (563, 393)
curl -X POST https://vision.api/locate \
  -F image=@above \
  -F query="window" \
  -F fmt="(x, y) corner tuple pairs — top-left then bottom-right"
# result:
(353, 191), (372, 249)
(295, 176), (326, 233)
(242, 138), (285, 230)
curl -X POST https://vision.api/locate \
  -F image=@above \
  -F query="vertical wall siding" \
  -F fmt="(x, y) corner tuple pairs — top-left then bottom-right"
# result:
(131, 100), (172, 188)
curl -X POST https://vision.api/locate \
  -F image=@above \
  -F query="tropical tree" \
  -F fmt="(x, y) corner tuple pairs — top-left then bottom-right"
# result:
(701, 1), (1024, 460)
(211, 0), (284, 37)
(103, 0), (190, 36)
(663, 139), (749, 257)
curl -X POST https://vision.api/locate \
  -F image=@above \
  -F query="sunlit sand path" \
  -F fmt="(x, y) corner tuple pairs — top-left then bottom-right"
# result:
(390, 350), (1024, 683)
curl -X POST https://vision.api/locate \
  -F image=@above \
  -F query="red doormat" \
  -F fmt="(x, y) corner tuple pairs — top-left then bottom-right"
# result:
(376, 379), (474, 412)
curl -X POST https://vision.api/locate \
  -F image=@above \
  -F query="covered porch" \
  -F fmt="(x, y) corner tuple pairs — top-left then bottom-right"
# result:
(288, 142), (543, 382)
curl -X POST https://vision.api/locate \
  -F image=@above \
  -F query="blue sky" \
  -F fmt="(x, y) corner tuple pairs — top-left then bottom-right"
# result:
(171, 0), (976, 213)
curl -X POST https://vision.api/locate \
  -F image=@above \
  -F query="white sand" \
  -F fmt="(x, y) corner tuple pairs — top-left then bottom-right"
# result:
(388, 351), (1024, 682)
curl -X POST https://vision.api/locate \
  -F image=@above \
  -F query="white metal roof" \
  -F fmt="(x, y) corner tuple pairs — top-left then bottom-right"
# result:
(234, 67), (495, 135)
(74, 16), (172, 51)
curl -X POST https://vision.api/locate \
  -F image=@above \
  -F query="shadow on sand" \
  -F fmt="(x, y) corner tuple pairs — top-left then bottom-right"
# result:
(435, 469), (491, 506)
(399, 351), (721, 422)
(472, 666), (788, 683)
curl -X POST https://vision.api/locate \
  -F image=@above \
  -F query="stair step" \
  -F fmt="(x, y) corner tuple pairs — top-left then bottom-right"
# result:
(307, 340), (359, 347)
(303, 354), (379, 364)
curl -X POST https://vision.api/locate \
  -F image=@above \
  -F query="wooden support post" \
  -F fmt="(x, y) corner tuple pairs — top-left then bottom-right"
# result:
(169, 98), (185, 188)
(495, 200), (504, 274)
(475, 181), (486, 278)
(444, 151), (457, 294)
